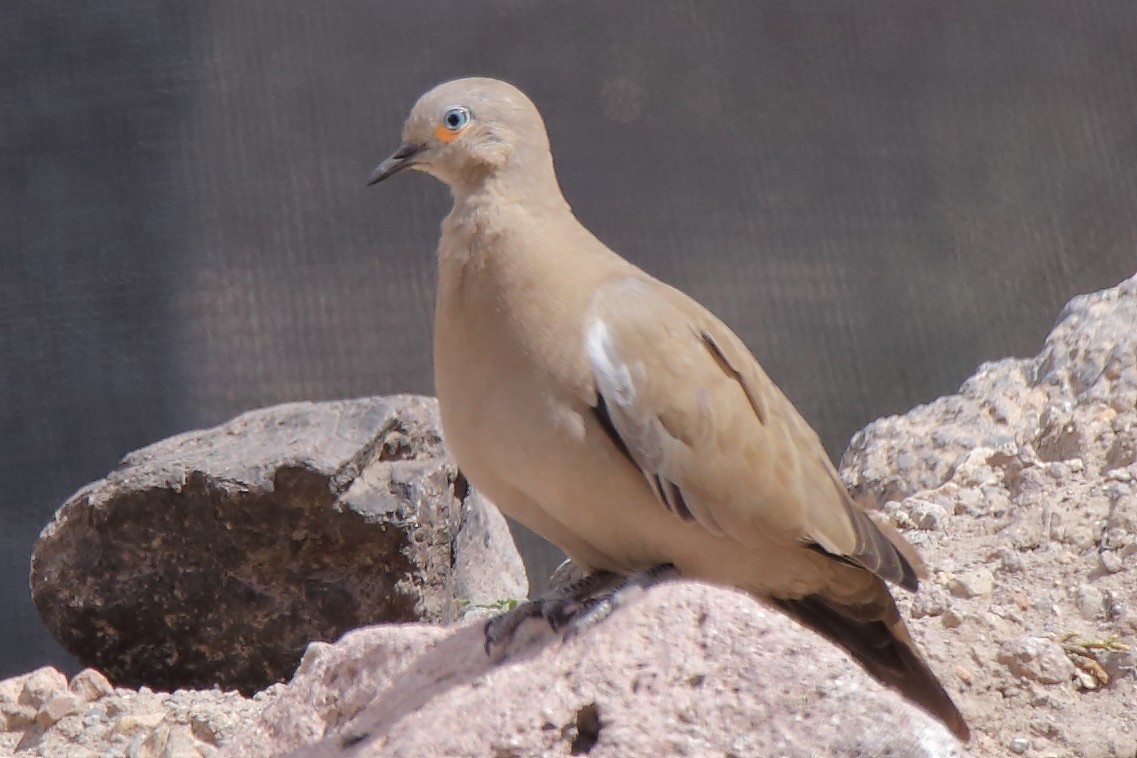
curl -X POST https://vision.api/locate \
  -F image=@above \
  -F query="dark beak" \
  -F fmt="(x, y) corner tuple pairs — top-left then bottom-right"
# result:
(367, 142), (426, 185)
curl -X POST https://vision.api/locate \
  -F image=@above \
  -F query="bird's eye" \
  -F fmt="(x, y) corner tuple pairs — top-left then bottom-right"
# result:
(442, 106), (471, 131)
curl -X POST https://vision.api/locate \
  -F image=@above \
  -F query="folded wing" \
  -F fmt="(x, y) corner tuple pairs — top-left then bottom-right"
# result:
(585, 276), (921, 591)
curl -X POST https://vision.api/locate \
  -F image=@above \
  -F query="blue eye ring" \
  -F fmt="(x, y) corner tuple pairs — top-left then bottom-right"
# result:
(442, 106), (471, 131)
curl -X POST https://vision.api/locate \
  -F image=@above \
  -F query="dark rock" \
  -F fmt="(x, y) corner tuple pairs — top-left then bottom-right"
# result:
(1105, 431), (1136, 471)
(1032, 412), (1083, 463)
(30, 395), (526, 694)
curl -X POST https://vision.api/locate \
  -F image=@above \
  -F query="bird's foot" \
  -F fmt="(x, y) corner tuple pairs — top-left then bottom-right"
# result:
(483, 568), (621, 657)
(558, 563), (679, 641)
(482, 599), (543, 657)
(483, 563), (678, 657)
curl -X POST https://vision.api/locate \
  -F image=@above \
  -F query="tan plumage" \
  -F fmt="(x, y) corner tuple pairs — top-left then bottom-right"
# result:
(370, 77), (969, 741)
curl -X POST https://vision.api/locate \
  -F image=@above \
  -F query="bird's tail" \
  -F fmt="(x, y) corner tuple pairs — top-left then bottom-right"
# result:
(771, 589), (970, 742)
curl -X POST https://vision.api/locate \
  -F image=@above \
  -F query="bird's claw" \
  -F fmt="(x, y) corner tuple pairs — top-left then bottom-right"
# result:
(482, 595), (592, 657)
(483, 563), (678, 657)
(483, 600), (544, 657)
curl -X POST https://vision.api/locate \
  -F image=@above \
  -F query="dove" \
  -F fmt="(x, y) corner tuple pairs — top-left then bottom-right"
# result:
(368, 77), (969, 741)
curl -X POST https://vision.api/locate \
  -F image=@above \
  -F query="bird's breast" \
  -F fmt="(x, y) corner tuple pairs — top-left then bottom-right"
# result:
(433, 253), (589, 482)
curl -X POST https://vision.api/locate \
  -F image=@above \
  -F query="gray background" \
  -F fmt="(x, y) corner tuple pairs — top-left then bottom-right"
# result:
(3, 1), (1136, 681)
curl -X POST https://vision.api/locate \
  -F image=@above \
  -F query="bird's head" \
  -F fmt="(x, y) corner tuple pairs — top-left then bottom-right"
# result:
(369, 77), (558, 197)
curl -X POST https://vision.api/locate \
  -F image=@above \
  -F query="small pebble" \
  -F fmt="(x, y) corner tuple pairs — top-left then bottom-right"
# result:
(954, 488), (983, 514)
(941, 609), (965, 628)
(82, 705), (109, 728)
(907, 500), (947, 530)
(991, 604), (1024, 623)
(998, 548), (1026, 573)
(1010, 736), (1030, 753)
(70, 669), (114, 702)
(1, 702), (37, 730)
(38, 691), (84, 724)
(1075, 585), (1104, 620)
(1104, 589), (1128, 620)
(18, 667), (68, 710)
(950, 568), (995, 598)
(910, 586), (949, 618)
(1073, 669), (1098, 690)
(1106, 468), (1133, 482)
(112, 709), (166, 735)
(1100, 550), (1124, 574)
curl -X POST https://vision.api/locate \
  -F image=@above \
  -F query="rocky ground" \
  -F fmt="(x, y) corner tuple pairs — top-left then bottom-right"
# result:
(4, 585), (963, 758)
(842, 273), (1137, 757)
(0, 667), (262, 756)
(3, 273), (1135, 757)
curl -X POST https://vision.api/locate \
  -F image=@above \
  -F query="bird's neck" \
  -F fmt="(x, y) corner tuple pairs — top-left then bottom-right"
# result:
(440, 176), (573, 265)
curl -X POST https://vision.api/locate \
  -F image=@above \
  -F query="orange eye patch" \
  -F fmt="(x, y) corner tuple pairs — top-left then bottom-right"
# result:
(434, 124), (462, 143)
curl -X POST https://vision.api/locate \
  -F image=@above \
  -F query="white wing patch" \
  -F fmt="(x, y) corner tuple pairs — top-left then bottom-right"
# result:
(585, 288), (727, 537)
(586, 319), (635, 406)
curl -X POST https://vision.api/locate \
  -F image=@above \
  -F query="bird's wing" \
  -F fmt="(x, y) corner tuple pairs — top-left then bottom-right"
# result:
(585, 276), (922, 591)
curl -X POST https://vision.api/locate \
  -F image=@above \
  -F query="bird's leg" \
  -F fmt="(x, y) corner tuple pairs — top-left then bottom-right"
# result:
(484, 565), (618, 654)
(483, 564), (622, 656)
(483, 562), (680, 657)
(559, 563), (679, 641)
(539, 568), (628, 632)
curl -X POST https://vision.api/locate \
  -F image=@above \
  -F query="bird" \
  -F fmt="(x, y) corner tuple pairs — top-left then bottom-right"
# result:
(368, 77), (969, 741)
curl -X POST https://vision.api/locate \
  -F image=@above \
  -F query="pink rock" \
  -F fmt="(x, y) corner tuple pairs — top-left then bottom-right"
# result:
(18, 667), (68, 710)
(69, 668), (114, 702)
(38, 692), (84, 724)
(225, 581), (963, 757)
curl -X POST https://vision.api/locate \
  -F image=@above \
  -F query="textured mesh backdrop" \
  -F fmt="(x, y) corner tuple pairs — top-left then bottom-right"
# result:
(2, 0), (1136, 679)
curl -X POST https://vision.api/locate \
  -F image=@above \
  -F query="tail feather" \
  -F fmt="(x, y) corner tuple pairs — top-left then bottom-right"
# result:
(771, 591), (970, 742)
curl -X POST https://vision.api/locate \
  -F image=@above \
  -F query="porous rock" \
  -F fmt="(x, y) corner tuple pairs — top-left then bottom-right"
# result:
(224, 581), (963, 758)
(843, 273), (1137, 504)
(0, 666), (260, 757)
(30, 395), (527, 694)
(840, 273), (1137, 755)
